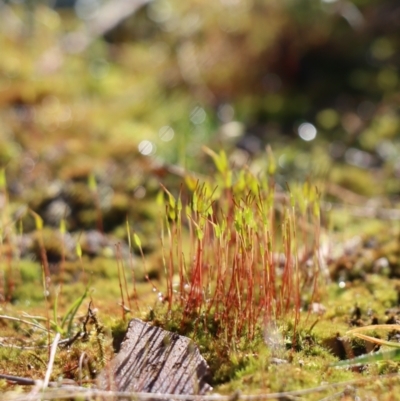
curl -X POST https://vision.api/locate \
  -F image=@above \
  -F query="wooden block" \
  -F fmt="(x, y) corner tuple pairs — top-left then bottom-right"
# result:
(98, 318), (212, 397)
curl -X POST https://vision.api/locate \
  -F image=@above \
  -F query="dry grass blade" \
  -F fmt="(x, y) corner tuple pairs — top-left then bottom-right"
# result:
(0, 315), (50, 333)
(349, 332), (400, 348)
(347, 324), (400, 348)
(346, 324), (400, 334)
(330, 324), (400, 368)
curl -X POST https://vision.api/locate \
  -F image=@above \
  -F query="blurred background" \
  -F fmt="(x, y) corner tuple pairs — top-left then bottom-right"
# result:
(1, 0), (400, 235)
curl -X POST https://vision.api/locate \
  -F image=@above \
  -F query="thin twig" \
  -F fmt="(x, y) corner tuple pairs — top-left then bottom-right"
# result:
(0, 373), (37, 386)
(316, 390), (344, 401)
(78, 352), (87, 386)
(4, 372), (400, 401)
(43, 332), (60, 389)
(37, 0), (152, 74)
(0, 337), (73, 350)
(0, 342), (48, 350)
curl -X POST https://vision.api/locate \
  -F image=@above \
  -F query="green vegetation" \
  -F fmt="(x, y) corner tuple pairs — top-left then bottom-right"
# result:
(1, 0), (400, 400)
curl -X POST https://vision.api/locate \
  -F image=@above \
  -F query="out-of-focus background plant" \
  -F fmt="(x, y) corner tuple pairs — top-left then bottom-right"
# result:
(1, 0), (400, 203)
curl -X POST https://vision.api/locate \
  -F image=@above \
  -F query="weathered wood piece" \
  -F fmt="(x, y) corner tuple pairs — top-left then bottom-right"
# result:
(98, 319), (212, 397)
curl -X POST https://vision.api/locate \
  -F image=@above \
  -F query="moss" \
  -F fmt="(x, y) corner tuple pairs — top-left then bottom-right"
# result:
(110, 319), (129, 353)
(18, 260), (42, 283)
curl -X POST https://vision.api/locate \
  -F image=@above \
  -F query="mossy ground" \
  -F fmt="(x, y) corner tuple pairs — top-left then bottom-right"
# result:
(2, 193), (400, 400)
